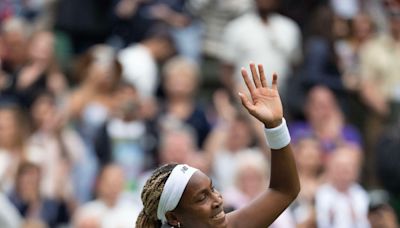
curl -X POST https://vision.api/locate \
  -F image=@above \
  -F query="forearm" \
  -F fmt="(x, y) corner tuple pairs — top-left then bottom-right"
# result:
(269, 144), (300, 198)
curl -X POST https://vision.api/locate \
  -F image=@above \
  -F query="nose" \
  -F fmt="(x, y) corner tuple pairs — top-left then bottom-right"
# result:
(211, 190), (223, 208)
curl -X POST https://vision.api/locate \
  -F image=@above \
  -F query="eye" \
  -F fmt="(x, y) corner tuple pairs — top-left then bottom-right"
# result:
(197, 193), (207, 202)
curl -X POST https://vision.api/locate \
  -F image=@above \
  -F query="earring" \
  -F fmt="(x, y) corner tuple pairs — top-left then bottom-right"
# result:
(177, 222), (181, 228)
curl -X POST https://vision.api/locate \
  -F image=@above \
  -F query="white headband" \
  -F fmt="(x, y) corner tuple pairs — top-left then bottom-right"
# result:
(157, 164), (198, 224)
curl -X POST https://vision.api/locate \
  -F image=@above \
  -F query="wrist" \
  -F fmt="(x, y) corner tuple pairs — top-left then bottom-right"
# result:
(264, 118), (291, 150)
(264, 118), (283, 128)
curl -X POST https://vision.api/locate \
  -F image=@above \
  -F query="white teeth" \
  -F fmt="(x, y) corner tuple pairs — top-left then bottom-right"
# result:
(213, 211), (224, 219)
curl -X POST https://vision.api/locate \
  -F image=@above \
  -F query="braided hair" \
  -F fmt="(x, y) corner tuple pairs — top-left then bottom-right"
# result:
(136, 163), (178, 228)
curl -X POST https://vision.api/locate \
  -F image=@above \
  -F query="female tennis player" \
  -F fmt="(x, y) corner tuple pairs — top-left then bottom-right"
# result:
(136, 63), (300, 228)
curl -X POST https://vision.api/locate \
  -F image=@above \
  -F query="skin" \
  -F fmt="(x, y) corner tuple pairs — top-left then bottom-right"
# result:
(165, 63), (300, 227)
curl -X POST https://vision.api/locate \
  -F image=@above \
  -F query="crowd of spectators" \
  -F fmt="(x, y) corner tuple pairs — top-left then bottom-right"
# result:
(0, 0), (400, 227)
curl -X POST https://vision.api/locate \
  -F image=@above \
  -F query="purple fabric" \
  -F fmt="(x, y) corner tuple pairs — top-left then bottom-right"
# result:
(289, 121), (362, 153)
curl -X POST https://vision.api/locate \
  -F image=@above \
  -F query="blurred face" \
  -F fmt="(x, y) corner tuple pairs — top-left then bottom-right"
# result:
(87, 63), (118, 91)
(227, 120), (253, 151)
(352, 13), (373, 40)
(28, 31), (54, 63)
(305, 87), (338, 123)
(114, 85), (140, 120)
(154, 39), (174, 61)
(295, 139), (322, 174)
(31, 95), (55, 128)
(17, 166), (41, 201)
(98, 166), (124, 205)
(2, 31), (27, 67)
(164, 69), (197, 98)
(0, 109), (20, 148)
(328, 149), (360, 191)
(237, 166), (266, 198)
(160, 132), (194, 164)
(173, 171), (227, 228)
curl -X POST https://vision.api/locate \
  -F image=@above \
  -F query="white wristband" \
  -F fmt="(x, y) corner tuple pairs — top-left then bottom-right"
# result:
(264, 118), (291, 150)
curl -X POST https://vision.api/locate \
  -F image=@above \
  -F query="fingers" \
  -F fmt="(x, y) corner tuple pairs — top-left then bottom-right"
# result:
(241, 68), (255, 94)
(272, 73), (278, 90)
(258, 64), (267, 87)
(250, 63), (262, 88)
(238, 92), (255, 113)
(242, 63), (279, 90)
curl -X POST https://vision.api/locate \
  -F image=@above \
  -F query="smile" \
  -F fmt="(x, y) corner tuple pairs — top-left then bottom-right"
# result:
(212, 210), (225, 219)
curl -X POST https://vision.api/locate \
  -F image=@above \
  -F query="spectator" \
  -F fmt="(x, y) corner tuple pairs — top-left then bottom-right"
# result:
(68, 44), (121, 141)
(223, 150), (296, 228)
(29, 91), (85, 206)
(15, 30), (67, 108)
(94, 82), (158, 193)
(158, 56), (211, 148)
(158, 124), (208, 173)
(144, 0), (203, 63)
(8, 162), (70, 228)
(220, 0), (302, 95)
(0, 102), (31, 193)
(359, 6), (400, 122)
(67, 44), (121, 202)
(73, 164), (141, 228)
(0, 17), (29, 80)
(315, 145), (370, 228)
(290, 86), (362, 155)
(299, 5), (347, 94)
(118, 25), (175, 99)
(187, 0), (252, 71)
(290, 137), (323, 228)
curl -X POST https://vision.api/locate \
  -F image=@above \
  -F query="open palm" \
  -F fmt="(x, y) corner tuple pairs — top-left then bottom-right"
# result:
(238, 63), (283, 128)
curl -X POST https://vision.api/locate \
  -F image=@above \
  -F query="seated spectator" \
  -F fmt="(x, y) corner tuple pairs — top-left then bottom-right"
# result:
(118, 25), (175, 99)
(290, 86), (362, 155)
(73, 164), (140, 228)
(94, 82), (158, 192)
(290, 136), (324, 228)
(15, 30), (67, 108)
(68, 44), (122, 140)
(29, 91), (86, 205)
(158, 124), (208, 173)
(8, 162), (70, 228)
(0, 102), (31, 192)
(222, 150), (296, 228)
(158, 56), (211, 148)
(315, 145), (370, 228)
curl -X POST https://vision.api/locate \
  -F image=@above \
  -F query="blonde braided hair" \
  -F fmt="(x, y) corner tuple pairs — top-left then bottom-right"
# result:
(136, 163), (178, 228)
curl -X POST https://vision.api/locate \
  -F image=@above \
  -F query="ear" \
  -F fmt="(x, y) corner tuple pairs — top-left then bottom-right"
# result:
(165, 211), (180, 227)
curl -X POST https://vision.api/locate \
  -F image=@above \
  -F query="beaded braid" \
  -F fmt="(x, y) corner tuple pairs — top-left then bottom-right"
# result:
(136, 163), (178, 228)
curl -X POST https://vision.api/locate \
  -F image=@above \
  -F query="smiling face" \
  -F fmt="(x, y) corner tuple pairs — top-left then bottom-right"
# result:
(170, 171), (228, 228)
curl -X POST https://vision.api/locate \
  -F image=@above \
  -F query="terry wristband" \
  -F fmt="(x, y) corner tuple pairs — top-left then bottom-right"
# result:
(264, 118), (291, 150)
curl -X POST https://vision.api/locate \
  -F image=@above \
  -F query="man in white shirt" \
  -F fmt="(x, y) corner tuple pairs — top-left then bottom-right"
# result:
(220, 0), (301, 95)
(315, 146), (370, 228)
(118, 27), (175, 98)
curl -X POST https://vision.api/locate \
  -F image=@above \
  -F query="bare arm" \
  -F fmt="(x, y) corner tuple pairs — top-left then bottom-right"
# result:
(227, 63), (300, 228)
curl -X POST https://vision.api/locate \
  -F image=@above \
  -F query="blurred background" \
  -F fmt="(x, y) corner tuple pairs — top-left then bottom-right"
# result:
(0, 0), (399, 227)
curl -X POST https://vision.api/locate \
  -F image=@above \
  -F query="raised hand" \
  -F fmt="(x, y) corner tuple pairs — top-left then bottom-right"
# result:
(238, 63), (283, 128)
